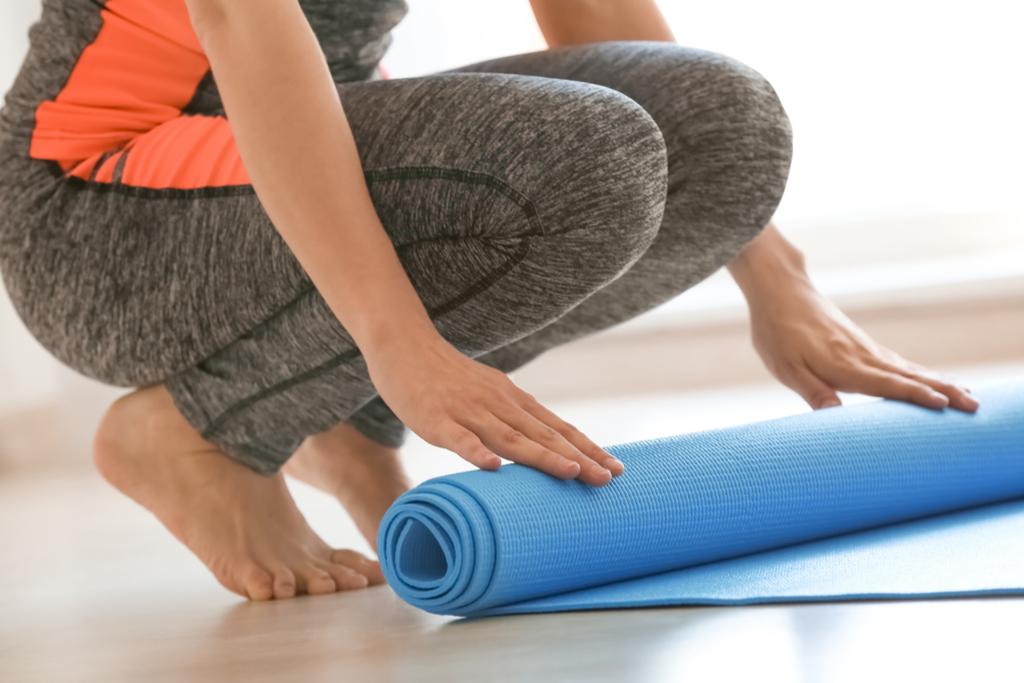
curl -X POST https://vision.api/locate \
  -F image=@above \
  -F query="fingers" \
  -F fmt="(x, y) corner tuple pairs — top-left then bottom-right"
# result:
(787, 366), (842, 410)
(433, 390), (620, 487)
(518, 395), (625, 477)
(788, 343), (979, 414)
(446, 407), (615, 487)
(840, 363), (951, 410)
(380, 344), (618, 487)
(795, 356), (979, 415)
(869, 358), (979, 413)
(492, 406), (615, 487)
(469, 412), (592, 482)
(441, 425), (502, 471)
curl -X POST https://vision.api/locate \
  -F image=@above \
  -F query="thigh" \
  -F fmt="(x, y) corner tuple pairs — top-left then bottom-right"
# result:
(1, 70), (666, 388)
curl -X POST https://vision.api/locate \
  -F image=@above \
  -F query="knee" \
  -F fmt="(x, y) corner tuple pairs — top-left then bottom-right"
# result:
(662, 47), (794, 199)
(686, 52), (794, 249)
(697, 50), (792, 168)
(559, 41), (793, 183)
(611, 45), (793, 259)
(526, 82), (669, 287)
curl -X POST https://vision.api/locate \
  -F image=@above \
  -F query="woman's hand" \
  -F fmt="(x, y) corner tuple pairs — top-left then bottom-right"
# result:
(362, 331), (625, 487)
(729, 223), (979, 413)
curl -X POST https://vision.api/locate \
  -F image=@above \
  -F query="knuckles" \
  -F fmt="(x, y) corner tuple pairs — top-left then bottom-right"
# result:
(536, 425), (562, 444)
(501, 429), (524, 446)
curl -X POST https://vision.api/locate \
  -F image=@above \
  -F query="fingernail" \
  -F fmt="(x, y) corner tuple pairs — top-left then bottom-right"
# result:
(821, 399), (841, 409)
(931, 390), (950, 405)
(590, 464), (610, 477)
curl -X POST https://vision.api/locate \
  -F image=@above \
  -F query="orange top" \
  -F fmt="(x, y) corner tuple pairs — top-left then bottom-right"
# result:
(32, 0), (248, 188)
(29, 0), (399, 191)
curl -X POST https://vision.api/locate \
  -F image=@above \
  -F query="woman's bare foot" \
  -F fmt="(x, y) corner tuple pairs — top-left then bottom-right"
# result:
(285, 423), (411, 549)
(93, 385), (385, 601)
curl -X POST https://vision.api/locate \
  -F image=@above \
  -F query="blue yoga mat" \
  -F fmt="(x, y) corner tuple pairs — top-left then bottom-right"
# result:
(378, 380), (1024, 617)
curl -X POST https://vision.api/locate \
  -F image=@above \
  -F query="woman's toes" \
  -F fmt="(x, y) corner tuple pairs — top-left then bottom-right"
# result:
(320, 561), (370, 591)
(300, 566), (338, 596)
(239, 565), (275, 602)
(360, 561), (386, 586)
(271, 567), (297, 599)
(331, 549), (386, 586)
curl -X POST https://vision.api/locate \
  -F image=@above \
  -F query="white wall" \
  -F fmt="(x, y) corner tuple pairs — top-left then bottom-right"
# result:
(659, 0), (1024, 228)
(1, 0), (1022, 418)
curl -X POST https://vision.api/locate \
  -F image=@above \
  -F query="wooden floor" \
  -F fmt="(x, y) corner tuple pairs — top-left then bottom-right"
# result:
(3, 366), (1024, 682)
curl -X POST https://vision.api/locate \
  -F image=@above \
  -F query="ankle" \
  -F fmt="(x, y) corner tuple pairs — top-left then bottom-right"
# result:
(93, 385), (215, 490)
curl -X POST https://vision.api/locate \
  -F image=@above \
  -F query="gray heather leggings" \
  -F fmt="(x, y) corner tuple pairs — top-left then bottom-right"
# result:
(0, 41), (791, 475)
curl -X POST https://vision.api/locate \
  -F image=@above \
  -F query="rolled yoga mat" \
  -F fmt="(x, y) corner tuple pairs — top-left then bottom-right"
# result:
(378, 380), (1024, 617)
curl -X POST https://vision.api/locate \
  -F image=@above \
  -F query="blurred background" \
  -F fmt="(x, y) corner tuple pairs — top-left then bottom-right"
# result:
(1, 0), (1022, 474)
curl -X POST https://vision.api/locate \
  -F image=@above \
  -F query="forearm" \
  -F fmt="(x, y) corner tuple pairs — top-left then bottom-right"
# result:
(185, 0), (436, 352)
(529, 0), (675, 48)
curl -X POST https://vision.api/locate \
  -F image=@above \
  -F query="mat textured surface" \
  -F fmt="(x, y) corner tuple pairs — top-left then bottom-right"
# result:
(378, 381), (1024, 617)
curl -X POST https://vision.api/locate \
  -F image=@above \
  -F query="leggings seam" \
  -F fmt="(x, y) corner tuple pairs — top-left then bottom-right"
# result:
(56, 166), (547, 227)
(184, 165), (543, 371)
(200, 236), (533, 440)
(363, 166), (546, 237)
(86, 148), (119, 182)
(111, 146), (130, 184)
(64, 176), (256, 199)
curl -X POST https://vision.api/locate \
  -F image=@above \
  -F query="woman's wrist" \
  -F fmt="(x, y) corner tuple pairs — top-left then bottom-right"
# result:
(344, 303), (443, 363)
(727, 222), (811, 304)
